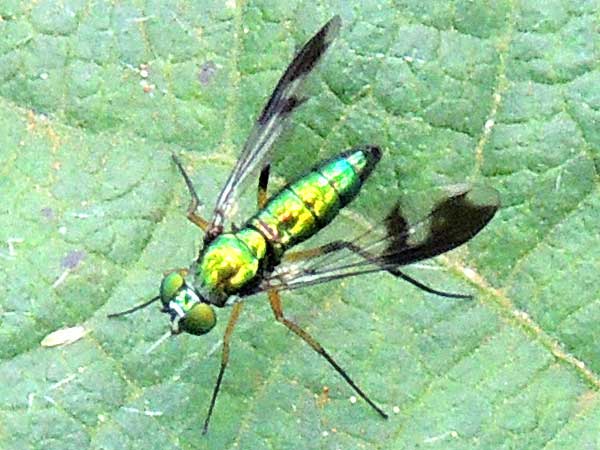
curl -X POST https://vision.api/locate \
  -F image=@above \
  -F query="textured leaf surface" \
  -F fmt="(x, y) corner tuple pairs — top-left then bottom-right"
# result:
(1, 1), (599, 449)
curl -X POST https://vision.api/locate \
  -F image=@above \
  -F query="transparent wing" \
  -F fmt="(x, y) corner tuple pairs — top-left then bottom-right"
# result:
(255, 185), (500, 293)
(210, 16), (342, 232)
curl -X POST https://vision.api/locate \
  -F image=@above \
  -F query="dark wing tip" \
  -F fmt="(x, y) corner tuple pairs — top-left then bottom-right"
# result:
(291, 15), (342, 81)
(429, 184), (500, 248)
(257, 17), (342, 125)
(381, 184), (500, 266)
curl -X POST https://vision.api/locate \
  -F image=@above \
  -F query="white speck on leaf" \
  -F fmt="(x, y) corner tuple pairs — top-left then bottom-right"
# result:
(27, 393), (35, 409)
(130, 16), (154, 23)
(424, 430), (459, 444)
(4, 238), (24, 258)
(123, 407), (164, 417)
(52, 269), (70, 288)
(49, 374), (77, 390)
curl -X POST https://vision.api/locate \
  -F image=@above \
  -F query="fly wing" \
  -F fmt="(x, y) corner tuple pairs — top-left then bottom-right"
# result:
(210, 16), (342, 231)
(255, 184), (500, 292)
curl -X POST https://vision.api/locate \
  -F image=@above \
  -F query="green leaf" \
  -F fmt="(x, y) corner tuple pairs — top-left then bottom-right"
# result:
(1, 1), (599, 449)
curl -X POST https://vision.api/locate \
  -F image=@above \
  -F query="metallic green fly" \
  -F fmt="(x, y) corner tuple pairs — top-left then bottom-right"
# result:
(109, 16), (499, 433)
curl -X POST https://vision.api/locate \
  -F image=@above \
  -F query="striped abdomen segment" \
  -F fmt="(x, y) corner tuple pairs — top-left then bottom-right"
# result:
(249, 145), (381, 255)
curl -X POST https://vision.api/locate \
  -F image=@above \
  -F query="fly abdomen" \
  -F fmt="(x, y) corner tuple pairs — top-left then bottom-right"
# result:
(249, 145), (381, 255)
(315, 144), (381, 207)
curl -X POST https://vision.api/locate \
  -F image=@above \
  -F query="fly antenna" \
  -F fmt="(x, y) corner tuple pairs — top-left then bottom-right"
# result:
(107, 296), (161, 318)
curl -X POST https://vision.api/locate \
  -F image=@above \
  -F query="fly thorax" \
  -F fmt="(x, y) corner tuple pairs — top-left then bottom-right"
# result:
(196, 231), (266, 299)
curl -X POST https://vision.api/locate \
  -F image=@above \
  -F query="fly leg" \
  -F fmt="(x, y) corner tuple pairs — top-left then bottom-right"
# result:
(203, 302), (243, 434)
(259, 168), (386, 417)
(172, 154), (210, 231)
(203, 165), (271, 432)
(268, 290), (388, 418)
(285, 241), (470, 299)
(283, 242), (345, 262)
(257, 164), (270, 208)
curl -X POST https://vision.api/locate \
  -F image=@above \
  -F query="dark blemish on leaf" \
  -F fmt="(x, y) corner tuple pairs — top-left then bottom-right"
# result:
(199, 61), (217, 85)
(41, 207), (55, 220)
(61, 250), (86, 269)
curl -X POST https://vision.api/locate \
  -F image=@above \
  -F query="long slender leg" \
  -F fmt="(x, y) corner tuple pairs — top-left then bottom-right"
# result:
(268, 290), (388, 418)
(172, 154), (210, 231)
(259, 168), (385, 416)
(388, 268), (470, 298)
(282, 242), (341, 262)
(203, 302), (243, 434)
(257, 164), (270, 209)
(203, 166), (271, 432)
(285, 241), (470, 299)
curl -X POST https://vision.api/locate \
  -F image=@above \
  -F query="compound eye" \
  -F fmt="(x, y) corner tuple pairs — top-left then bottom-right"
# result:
(181, 303), (217, 335)
(160, 272), (184, 305)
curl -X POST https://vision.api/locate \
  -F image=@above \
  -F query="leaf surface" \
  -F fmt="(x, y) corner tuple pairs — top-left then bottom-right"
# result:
(1, 1), (599, 449)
